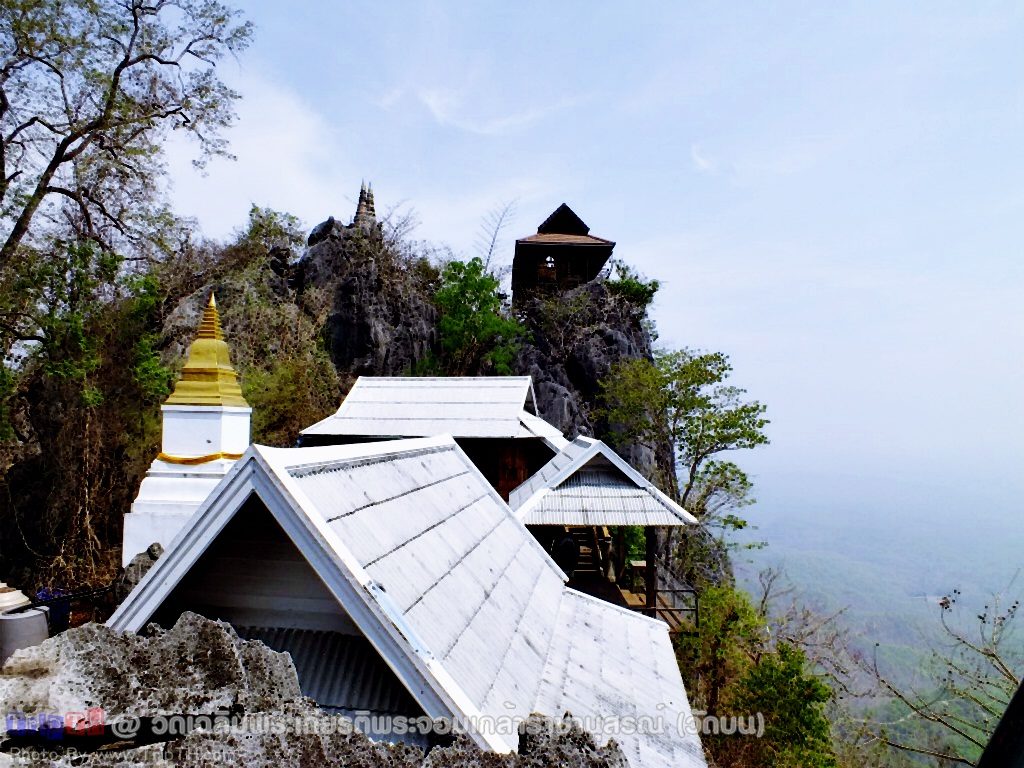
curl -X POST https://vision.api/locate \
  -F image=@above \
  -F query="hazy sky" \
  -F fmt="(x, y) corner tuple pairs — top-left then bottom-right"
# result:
(166, 3), (1024, 520)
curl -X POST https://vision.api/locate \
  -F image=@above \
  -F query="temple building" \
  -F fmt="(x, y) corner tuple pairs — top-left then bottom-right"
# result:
(511, 203), (615, 300)
(120, 295), (251, 566)
(112, 230), (707, 767)
(299, 376), (566, 500)
(111, 436), (706, 768)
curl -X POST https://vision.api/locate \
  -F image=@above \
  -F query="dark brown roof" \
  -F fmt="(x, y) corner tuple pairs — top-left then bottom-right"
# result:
(537, 203), (590, 235)
(516, 232), (615, 247)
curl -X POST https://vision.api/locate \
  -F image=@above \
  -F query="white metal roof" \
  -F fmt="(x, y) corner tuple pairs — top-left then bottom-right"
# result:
(537, 589), (707, 768)
(519, 410), (570, 449)
(509, 436), (698, 526)
(108, 437), (704, 768)
(301, 377), (567, 447)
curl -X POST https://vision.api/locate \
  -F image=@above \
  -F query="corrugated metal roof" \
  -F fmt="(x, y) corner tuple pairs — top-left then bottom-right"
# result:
(110, 436), (705, 768)
(519, 470), (689, 526)
(519, 411), (570, 450)
(510, 436), (592, 502)
(509, 437), (697, 526)
(536, 590), (706, 768)
(236, 626), (422, 716)
(301, 377), (561, 440)
(285, 441), (566, 729)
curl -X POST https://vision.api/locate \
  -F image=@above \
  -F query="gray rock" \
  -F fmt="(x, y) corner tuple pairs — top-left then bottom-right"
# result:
(515, 281), (670, 482)
(114, 543), (163, 604)
(516, 713), (630, 768)
(300, 230), (438, 377)
(0, 611), (631, 768)
(307, 215), (341, 247)
(0, 612), (302, 732)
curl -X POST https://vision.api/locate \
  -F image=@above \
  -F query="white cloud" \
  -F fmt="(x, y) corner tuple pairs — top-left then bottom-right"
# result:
(415, 86), (577, 137)
(690, 143), (718, 175)
(374, 86), (405, 109)
(163, 74), (353, 239)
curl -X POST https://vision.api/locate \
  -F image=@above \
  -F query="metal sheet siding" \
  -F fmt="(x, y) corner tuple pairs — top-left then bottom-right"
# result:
(235, 626), (424, 716)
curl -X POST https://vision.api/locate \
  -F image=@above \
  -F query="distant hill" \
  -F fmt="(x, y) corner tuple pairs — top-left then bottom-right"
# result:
(733, 470), (1024, 685)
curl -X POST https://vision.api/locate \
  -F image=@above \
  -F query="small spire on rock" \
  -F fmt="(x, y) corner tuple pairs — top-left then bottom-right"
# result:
(354, 181), (370, 225)
(354, 180), (377, 228)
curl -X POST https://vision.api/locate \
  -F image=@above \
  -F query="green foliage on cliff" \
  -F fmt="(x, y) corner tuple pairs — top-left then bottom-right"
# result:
(606, 260), (660, 307)
(434, 256), (525, 375)
(734, 643), (836, 768)
(677, 585), (838, 768)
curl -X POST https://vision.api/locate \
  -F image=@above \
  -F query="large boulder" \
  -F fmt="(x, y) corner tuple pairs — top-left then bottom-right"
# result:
(0, 612), (301, 731)
(0, 614), (631, 768)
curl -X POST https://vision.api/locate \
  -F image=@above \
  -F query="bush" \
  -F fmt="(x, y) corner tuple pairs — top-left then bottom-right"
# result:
(606, 260), (660, 307)
(434, 257), (525, 375)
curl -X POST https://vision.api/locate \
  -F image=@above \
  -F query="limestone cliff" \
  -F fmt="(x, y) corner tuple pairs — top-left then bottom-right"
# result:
(513, 280), (671, 483)
(298, 226), (439, 377)
(298, 199), (672, 481)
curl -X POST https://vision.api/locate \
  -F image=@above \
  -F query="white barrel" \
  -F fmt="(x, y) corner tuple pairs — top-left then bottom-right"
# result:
(0, 607), (49, 664)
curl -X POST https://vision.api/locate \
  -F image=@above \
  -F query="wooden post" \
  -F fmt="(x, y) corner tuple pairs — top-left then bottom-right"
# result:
(614, 527), (626, 583)
(645, 526), (657, 618)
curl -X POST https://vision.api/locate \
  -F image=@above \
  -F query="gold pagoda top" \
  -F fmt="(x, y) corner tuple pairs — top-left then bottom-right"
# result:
(164, 294), (249, 408)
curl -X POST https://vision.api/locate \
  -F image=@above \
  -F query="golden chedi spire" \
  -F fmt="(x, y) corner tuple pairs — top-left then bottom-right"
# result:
(164, 294), (249, 407)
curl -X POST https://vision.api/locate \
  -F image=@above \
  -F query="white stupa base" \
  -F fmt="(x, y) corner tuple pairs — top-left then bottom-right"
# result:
(161, 405), (251, 456)
(121, 457), (237, 567)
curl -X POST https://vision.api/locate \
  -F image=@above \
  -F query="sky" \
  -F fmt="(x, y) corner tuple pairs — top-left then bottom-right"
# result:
(165, 2), (1024, 531)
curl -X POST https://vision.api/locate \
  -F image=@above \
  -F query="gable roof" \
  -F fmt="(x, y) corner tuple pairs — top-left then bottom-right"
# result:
(108, 437), (704, 768)
(301, 377), (566, 448)
(516, 203), (616, 249)
(538, 203), (590, 235)
(509, 436), (698, 526)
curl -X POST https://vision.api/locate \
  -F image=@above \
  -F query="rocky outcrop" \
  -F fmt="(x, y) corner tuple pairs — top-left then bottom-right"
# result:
(0, 612), (301, 727)
(514, 281), (672, 481)
(0, 613), (627, 768)
(298, 228), (438, 377)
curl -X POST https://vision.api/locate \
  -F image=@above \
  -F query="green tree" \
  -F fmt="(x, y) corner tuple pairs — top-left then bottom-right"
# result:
(0, 242), (173, 584)
(677, 585), (765, 715)
(599, 349), (768, 514)
(677, 585), (839, 768)
(606, 259), (660, 307)
(0, 0), (252, 267)
(732, 643), (837, 768)
(656, 349), (769, 509)
(434, 256), (525, 375)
